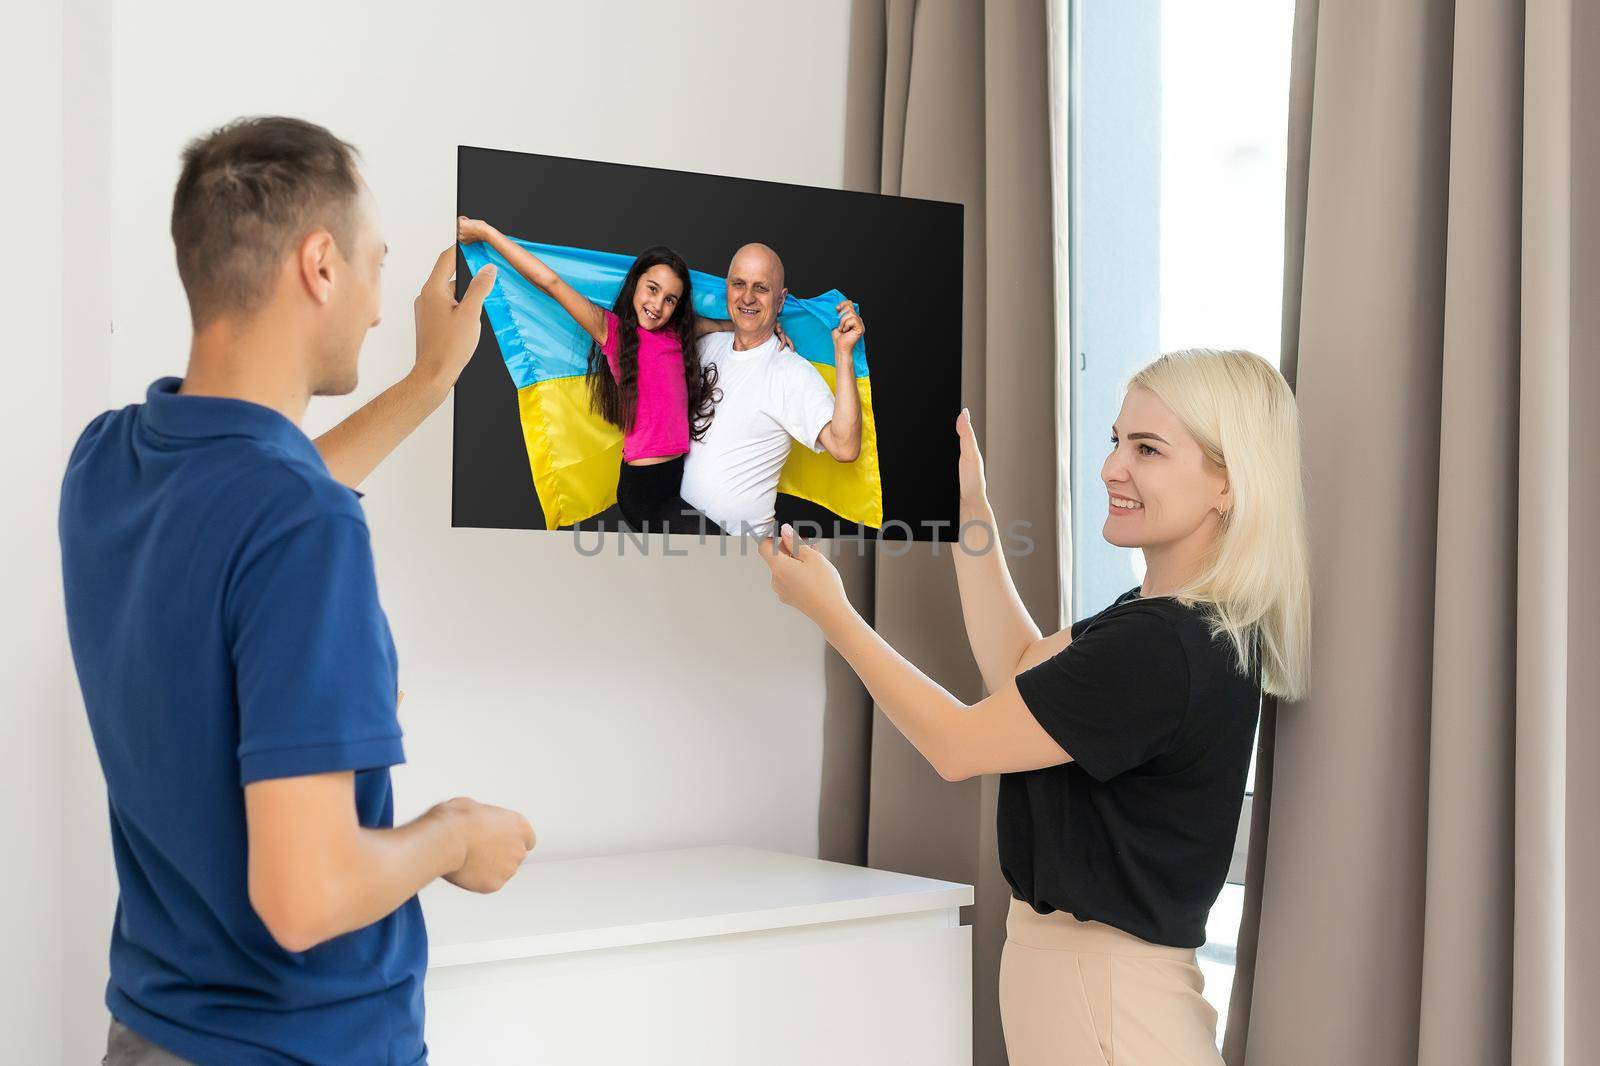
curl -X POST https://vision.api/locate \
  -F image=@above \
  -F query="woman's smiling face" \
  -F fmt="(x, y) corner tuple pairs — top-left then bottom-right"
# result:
(633, 264), (683, 330)
(1100, 386), (1230, 550)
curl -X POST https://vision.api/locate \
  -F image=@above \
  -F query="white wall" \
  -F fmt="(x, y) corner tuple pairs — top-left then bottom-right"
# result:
(58, 5), (118, 1065)
(2, 4), (67, 1062)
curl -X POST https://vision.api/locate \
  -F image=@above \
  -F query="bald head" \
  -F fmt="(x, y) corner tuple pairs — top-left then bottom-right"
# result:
(730, 242), (785, 291)
(725, 242), (788, 348)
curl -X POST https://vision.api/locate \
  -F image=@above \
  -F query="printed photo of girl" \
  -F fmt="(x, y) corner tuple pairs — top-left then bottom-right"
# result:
(458, 217), (735, 533)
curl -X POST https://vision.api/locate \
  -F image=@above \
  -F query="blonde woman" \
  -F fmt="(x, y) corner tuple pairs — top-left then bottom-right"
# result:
(760, 349), (1310, 1064)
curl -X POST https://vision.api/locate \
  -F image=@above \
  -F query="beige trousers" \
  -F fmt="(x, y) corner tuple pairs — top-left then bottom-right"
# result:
(999, 898), (1224, 1065)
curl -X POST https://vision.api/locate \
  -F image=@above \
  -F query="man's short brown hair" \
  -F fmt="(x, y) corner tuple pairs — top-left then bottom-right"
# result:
(171, 116), (362, 327)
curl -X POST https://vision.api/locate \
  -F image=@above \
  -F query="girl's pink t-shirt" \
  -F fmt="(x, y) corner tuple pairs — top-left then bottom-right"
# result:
(600, 310), (690, 462)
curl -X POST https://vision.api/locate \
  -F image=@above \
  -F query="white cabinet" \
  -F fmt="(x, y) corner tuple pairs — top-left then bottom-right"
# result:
(422, 846), (973, 1065)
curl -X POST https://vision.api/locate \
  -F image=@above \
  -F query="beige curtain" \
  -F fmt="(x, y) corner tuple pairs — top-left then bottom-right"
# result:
(864, 2), (1062, 1064)
(1226, 1), (1600, 1063)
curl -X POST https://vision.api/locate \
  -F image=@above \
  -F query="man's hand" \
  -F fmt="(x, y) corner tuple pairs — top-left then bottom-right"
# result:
(433, 797), (536, 894)
(832, 298), (865, 354)
(313, 248), (497, 488)
(246, 773), (534, 952)
(816, 299), (865, 462)
(414, 247), (497, 393)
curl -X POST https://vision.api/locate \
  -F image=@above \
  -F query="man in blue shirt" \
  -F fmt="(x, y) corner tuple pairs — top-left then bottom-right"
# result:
(60, 116), (534, 1065)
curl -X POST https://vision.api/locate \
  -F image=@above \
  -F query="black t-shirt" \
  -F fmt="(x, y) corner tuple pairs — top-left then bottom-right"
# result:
(1003, 588), (1261, 948)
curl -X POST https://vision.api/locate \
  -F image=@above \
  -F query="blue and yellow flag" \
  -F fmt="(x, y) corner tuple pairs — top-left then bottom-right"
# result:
(459, 238), (883, 532)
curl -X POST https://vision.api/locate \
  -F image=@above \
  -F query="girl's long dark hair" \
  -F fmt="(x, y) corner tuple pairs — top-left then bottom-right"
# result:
(588, 246), (720, 441)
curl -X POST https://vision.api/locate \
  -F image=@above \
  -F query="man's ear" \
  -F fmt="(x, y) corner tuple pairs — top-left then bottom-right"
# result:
(297, 230), (337, 306)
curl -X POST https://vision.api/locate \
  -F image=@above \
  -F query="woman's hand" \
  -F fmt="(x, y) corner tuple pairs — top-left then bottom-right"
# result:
(760, 524), (849, 625)
(957, 408), (988, 509)
(457, 216), (496, 245)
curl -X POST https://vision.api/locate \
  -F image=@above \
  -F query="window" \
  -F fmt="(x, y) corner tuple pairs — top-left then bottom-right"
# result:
(1063, 0), (1294, 1040)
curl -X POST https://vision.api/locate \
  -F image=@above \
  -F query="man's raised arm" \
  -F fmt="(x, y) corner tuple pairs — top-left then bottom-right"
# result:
(817, 298), (864, 463)
(315, 248), (495, 488)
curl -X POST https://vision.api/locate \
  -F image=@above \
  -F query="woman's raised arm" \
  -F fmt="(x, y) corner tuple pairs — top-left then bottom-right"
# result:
(951, 410), (1066, 692)
(760, 528), (1072, 781)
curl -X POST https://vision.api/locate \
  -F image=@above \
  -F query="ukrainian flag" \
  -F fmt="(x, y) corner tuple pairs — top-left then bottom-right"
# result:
(459, 237), (883, 532)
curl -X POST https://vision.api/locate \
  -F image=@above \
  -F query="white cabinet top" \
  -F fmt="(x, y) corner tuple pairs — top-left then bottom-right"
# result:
(422, 846), (974, 968)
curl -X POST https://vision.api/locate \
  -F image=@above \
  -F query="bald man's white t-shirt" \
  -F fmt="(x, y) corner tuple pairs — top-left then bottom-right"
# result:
(682, 331), (836, 538)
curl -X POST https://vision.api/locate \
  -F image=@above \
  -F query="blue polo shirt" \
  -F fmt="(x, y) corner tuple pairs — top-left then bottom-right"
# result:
(60, 378), (427, 1065)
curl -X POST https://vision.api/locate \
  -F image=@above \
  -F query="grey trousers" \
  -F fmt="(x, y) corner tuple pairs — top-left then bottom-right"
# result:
(102, 1019), (194, 1065)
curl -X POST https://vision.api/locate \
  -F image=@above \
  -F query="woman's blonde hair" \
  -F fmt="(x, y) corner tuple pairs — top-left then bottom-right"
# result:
(1127, 349), (1311, 700)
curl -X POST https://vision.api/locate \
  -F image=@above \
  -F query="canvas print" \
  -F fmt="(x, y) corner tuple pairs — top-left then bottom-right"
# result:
(452, 147), (963, 541)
